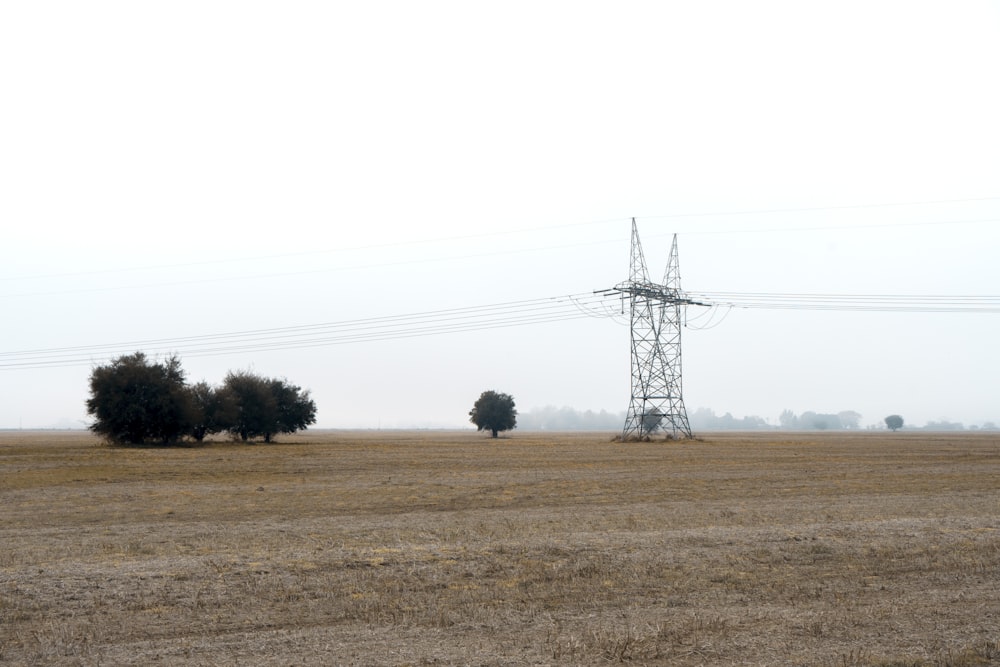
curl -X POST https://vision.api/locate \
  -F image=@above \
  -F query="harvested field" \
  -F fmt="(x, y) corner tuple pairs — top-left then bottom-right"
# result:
(1, 429), (999, 666)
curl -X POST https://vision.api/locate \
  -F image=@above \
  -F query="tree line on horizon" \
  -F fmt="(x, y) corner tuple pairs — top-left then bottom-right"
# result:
(516, 406), (997, 432)
(515, 406), (858, 431)
(86, 352), (316, 445)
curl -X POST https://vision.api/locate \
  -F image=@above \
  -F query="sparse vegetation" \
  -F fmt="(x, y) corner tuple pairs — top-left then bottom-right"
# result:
(1, 430), (999, 665)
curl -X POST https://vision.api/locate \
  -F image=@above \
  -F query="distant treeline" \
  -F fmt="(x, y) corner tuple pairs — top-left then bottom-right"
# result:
(895, 420), (997, 432)
(518, 406), (624, 431)
(516, 406), (789, 431)
(698, 410), (998, 431)
(519, 406), (998, 432)
(689, 408), (772, 430)
(777, 409), (862, 430)
(517, 406), (776, 431)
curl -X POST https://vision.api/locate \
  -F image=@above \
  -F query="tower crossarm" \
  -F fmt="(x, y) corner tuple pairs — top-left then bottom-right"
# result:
(599, 283), (709, 307)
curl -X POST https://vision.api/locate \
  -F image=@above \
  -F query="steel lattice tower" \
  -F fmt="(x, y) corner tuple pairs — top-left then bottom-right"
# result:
(608, 219), (698, 440)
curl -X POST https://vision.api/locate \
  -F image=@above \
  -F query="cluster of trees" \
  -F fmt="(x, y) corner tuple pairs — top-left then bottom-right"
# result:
(881, 416), (997, 431)
(517, 406), (623, 431)
(689, 408), (770, 431)
(516, 407), (776, 432)
(687, 408), (863, 431)
(968, 422), (998, 431)
(86, 352), (316, 445)
(779, 409), (862, 430)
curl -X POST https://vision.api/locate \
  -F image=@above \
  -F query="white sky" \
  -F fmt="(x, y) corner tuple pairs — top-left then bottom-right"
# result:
(2, 1), (999, 430)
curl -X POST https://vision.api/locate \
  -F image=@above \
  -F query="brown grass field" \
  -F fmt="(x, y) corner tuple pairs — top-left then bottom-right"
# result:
(1, 429), (999, 666)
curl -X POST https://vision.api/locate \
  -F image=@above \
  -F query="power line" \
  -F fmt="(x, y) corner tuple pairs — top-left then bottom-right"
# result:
(2, 289), (997, 371)
(690, 291), (1000, 313)
(0, 293), (617, 370)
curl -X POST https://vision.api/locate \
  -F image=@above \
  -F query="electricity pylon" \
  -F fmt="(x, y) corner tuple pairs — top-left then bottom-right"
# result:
(600, 219), (702, 440)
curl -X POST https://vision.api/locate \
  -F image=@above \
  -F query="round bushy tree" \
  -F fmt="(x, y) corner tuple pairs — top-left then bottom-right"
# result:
(223, 371), (317, 442)
(885, 414), (904, 431)
(86, 352), (193, 445)
(268, 377), (318, 441)
(469, 390), (517, 438)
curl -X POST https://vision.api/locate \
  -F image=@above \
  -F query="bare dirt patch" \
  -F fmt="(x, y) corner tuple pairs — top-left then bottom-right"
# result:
(2, 430), (999, 665)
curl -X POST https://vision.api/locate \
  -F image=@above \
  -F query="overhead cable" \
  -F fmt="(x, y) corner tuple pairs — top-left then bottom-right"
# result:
(0, 293), (616, 370)
(2, 290), (998, 371)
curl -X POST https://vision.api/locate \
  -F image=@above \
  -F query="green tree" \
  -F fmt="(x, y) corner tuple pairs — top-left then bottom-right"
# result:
(469, 390), (517, 438)
(885, 414), (904, 431)
(187, 381), (237, 442)
(269, 377), (318, 440)
(86, 352), (193, 445)
(223, 371), (317, 442)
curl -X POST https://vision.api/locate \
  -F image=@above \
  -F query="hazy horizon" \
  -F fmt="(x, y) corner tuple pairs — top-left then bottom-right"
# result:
(11, 404), (995, 434)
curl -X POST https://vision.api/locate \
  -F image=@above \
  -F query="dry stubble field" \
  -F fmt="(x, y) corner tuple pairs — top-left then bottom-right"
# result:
(1, 429), (999, 666)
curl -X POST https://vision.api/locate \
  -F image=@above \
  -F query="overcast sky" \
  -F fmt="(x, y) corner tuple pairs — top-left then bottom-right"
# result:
(3, 1), (999, 430)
